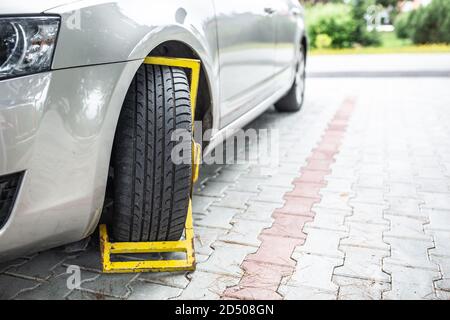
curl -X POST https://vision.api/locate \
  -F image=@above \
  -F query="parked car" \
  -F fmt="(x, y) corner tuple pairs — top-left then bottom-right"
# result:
(0, 0), (307, 260)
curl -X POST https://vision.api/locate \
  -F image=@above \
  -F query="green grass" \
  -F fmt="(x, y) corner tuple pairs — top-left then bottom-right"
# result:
(311, 32), (450, 55)
(379, 32), (413, 48)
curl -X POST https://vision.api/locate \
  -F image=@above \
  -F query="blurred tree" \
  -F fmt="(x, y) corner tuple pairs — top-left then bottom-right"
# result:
(375, 0), (399, 6)
(302, 0), (401, 6)
(351, 0), (381, 45)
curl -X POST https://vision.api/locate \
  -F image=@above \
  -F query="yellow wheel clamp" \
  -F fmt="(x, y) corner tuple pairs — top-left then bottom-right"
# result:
(99, 56), (202, 274)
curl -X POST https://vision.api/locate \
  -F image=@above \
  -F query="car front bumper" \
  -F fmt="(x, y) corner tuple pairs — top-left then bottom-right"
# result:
(0, 60), (141, 261)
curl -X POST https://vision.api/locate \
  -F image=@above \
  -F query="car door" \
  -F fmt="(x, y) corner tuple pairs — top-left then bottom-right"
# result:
(213, 0), (277, 128)
(272, 0), (304, 89)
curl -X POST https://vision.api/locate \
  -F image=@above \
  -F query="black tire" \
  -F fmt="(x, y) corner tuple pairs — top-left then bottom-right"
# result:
(275, 47), (306, 112)
(112, 64), (192, 242)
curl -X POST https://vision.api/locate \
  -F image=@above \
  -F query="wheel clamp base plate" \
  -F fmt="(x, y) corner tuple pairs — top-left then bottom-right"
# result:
(99, 200), (195, 274)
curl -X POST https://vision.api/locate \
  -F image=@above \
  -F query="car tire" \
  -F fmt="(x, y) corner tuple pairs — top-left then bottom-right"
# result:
(275, 47), (306, 113)
(112, 64), (192, 242)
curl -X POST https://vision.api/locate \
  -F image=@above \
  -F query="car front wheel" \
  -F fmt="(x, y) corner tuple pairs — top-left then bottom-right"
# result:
(275, 46), (306, 112)
(111, 64), (193, 242)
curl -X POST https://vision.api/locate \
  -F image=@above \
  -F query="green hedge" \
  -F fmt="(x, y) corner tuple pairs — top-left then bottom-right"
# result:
(306, 3), (357, 49)
(306, 2), (380, 49)
(395, 0), (450, 44)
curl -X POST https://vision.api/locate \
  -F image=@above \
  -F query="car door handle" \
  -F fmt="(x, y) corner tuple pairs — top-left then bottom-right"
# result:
(264, 7), (276, 15)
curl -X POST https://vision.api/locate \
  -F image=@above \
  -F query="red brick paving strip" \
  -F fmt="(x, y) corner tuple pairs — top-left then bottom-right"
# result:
(223, 98), (356, 300)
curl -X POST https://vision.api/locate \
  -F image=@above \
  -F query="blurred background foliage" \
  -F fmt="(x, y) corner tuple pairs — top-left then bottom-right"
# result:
(394, 0), (450, 44)
(301, 0), (450, 50)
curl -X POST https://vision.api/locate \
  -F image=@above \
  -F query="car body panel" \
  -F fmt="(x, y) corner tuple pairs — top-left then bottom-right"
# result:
(273, 0), (305, 87)
(213, 0), (277, 127)
(47, 0), (222, 137)
(0, 0), (80, 14)
(0, 0), (306, 260)
(0, 61), (142, 259)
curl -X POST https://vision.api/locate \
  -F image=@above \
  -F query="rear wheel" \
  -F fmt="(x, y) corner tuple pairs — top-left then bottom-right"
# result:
(275, 47), (306, 112)
(112, 64), (192, 242)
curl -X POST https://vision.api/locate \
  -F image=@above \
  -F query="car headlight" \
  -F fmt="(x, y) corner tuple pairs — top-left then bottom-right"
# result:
(0, 16), (60, 80)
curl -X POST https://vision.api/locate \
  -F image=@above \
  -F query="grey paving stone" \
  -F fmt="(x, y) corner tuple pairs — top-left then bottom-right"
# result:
(306, 210), (348, 232)
(387, 183), (418, 198)
(211, 169), (244, 183)
(356, 175), (385, 189)
(428, 230), (450, 258)
(298, 228), (346, 259)
(279, 284), (337, 300)
(334, 275), (390, 300)
(351, 187), (386, 206)
(66, 289), (119, 300)
(261, 174), (296, 188)
(245, 166), (275, 179)
(177, 271), (240, 300)
(385, 197), (427, 219)
(194, 181), (230, 198)
(194, 206), (239, 230)
(421, 192), (450, 211)
(225, 163), (253, 172)
(139, 272), (190, 290)
(0, 274), (40, 300)
(384, 237), (438, 271)
(6, 250), (70, 281)
(196, 165), (222, 186)
(286, 252), (342, 292)
(383, 263), (440, 300)
(63, 237), (91, 254)
(323, 178), (354, 194)
(194, 226), (228, 256)
(341, 222), (389, 251)
(385, 214), (431, 241)
(15, 266), (98, 300)
(436, 290), (450, 300)
(80, 272), (138, 299)
(334, 246), (390, 282)
(252, 186), (292, 205)
(197, 243), (257, 278)
(423, 209), (450, 232)
(416, 167), (446, 179)
(387, 172), (415, 184)
(328, 165), (357, 180)
(358, 164), (385, 177)
(443, 163), (450, 176)
(277, 162), (306, 175)
(230, 177), (264, 193)
(233, 201), (279, 223)
(195, 254), (211, 264)
(317, 191), (353, 212)
(192, 195), (219, 215)
(198, 164), (223, 176)
(416, 178), (450, 193)
(430, 256), (450, 292)
(347, 203), (389, 226)
(127, 280), (183, 300)
(63, 245), (103, 273)
(215, 190), (254, 210)
(219, 219), (271, 247)
(0, 258), (29, 273)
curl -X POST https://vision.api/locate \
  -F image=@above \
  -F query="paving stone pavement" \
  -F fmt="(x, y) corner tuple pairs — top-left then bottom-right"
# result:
(1, 76), (450, 300)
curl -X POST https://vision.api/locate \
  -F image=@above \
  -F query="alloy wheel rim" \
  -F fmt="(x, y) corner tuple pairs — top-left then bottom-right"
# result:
(295, 53), (306, 104)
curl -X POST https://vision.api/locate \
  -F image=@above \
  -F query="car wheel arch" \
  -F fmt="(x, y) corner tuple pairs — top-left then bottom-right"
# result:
(96, 38), (216, 229)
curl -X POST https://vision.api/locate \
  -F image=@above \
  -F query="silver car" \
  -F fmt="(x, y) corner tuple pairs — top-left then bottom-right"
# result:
(0, 0), (307, 260)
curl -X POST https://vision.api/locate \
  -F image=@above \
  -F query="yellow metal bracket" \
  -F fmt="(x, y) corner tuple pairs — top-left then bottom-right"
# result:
(99, 56), (202, 274)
